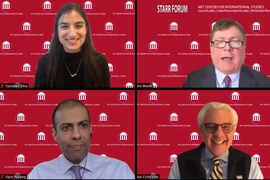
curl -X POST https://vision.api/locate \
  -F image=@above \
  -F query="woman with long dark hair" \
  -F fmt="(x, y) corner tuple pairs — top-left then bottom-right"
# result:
(34, 3), (110, 88)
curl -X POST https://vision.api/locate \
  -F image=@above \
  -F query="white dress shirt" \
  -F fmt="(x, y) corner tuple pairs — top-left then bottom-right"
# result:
(28, 152), (135, 179)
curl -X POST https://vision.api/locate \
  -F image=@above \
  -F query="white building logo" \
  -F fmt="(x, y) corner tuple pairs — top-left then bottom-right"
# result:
(253, 154), (260, 163)
(148, 132), (158, 143)
(189, 92), (199, 103)
(252, 22), (261, 33)
(211, 22), (216, 30)
(148, 41), (158, 53)
(22, 63), (31, 74)
(37, 132), (46, 143)
(125, 82), (133, 88)
(78, 92), (87, 102)
(252, 63), (260, 72)
(148, 92), (158, 103)
(104, 22), (114, 33)
(169, 154), (177, 165)
(22, 22), (31, 33)
(151, 82), (158, 88)
(16, 113), (25, 124)
(233, 132), (240, 143)
(2, 1), (11, 12)
(84, 1), (93, 12)
(252, 113), (261, 124)
(99, 113), (108, 124)
(0, 92), (5, 103)
(0, 132), (5, 143)
(125, 1), (134, 12)
(169, 113), (178, 124)
(190, 41), (199, 52)
(119, 132), (128, 143)
(43, 1), (52, 12)
(119, 92), (128, 103)
(2, 41), (11, 52)
(125, 41), (134, 52)
(169, 63), (178, 74)
(169, 22), (178, 33)
(190, 132), (199, 143)
(108, 63), (114, 74)
(37, 92), (46, 103)
(16, 154), (25, 165)
(231, 92), (240, 103)
(43, 41), (50, 52)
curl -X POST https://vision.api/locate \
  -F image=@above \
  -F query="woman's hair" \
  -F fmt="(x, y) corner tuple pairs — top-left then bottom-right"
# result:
(45, 3), (105, 87)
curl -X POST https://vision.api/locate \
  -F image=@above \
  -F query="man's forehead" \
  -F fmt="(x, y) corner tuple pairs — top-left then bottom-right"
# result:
(204, 109), (233, 124)
(57, 105), (87, 113)
(55, 118), (90, 127)
(205, 108), (233, 118)
(60, 119), (89, 125)
(213, 27), (242, 37)
(55, 106), (89, 123)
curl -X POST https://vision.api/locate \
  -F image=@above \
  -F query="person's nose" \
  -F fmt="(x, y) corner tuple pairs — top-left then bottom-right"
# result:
(223, 42), (233, 51)
(72, 126), (81, 139)
(214, 125), (225, 137)
(68, 26), (77, 37)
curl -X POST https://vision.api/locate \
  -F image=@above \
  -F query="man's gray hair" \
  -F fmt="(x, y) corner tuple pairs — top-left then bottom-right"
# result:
(197, 102), (238, 129)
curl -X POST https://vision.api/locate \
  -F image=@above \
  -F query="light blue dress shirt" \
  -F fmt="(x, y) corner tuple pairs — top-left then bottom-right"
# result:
(215, 68), (240, 88)
(28, 152), (135, 179)
(168, 147), (264, 179)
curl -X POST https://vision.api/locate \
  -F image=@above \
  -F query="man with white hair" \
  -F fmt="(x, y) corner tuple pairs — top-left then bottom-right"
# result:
(168, 102), (263, 179)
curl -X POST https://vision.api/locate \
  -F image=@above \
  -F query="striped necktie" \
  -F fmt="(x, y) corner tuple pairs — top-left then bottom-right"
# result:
(70, 165), (82, 179)
(210, 157), (223, 179)
(223, 75), (231, 88)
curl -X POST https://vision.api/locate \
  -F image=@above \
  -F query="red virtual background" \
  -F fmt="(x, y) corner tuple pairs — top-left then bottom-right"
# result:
(0, 90), (135, 175)
(138, 90), (270, 179)
(0, 0), (135, 88)
(138, 0), (270, 87)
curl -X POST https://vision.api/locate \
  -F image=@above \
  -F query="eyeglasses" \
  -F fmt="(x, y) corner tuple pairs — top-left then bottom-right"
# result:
(204, 123), (234, 134)
(211, 40), (244, 49)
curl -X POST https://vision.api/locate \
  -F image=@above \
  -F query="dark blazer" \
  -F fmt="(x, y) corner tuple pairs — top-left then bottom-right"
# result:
(183, 64), (270, 88)
(34, 52), (110, 88)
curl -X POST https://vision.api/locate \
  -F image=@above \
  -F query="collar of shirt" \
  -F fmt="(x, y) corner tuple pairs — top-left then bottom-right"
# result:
(59, 152), (94, 175)
(201, 146), (229, 164)
(215, 68), (240, 87)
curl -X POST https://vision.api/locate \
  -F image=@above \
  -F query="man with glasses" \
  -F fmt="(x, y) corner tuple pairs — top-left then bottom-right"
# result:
(168, 102), (263, 179)
(183, 18), (270, 88)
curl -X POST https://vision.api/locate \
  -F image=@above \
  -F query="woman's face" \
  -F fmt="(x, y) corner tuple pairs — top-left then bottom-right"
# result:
(58, 10), (87, 53)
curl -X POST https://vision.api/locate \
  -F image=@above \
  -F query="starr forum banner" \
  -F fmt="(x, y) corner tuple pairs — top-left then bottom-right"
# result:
(137, 0), (270, 87)
(0, 90), (135, 175)
(0, 0), (135, 88)
(138, 90), (270, 179)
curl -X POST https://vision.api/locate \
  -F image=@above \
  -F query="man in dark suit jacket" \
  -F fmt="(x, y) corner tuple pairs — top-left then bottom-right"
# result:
(183, 64), (270, 88)
(183, 18), (270, 88)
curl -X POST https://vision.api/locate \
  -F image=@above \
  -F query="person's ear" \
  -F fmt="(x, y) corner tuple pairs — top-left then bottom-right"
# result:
(90, 126), (92, 138)
(199, 126), (204, 139)
(52, 128), (58, 142)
